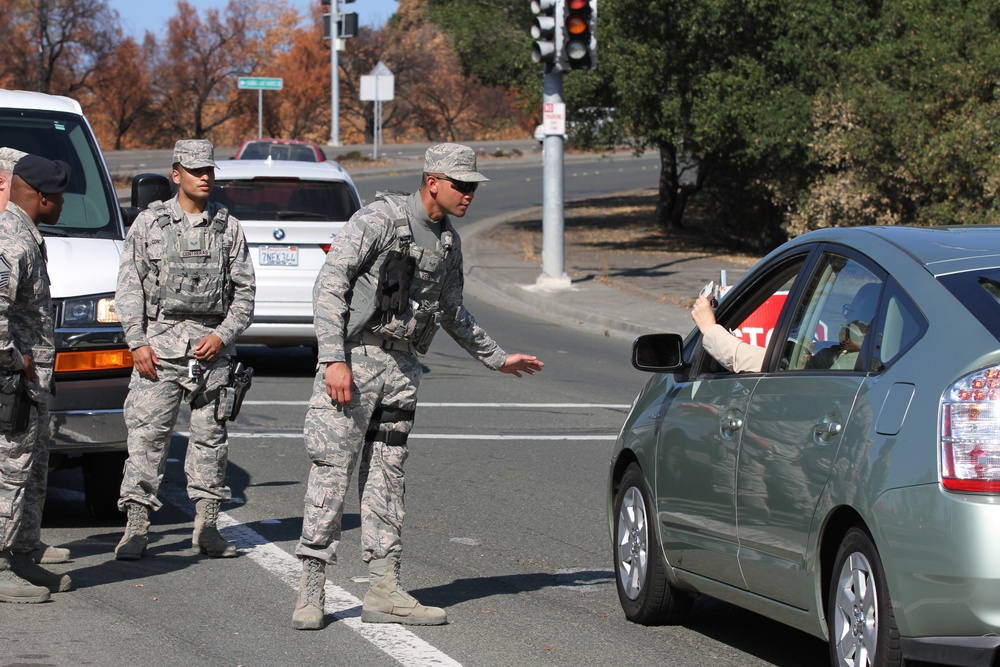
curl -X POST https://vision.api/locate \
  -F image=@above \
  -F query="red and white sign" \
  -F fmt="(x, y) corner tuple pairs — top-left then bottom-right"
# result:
(542, 102), (566, 136)
(733, 291), (829, 347)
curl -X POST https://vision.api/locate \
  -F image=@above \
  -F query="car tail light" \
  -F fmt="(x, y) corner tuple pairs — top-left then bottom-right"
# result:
(320, 244), (331, 253)
(941, 365), (1000, 492)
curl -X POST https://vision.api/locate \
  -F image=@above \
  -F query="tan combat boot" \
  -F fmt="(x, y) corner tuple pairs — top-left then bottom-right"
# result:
(9, 552), (72, 592)
(0, 550), (50, 603)
(32, 541), (70, 564)
(115, 501), (150, 561)
(192, 499), (237, 558)
(291, 557), (326, 630)
(361, 554), (447, 625)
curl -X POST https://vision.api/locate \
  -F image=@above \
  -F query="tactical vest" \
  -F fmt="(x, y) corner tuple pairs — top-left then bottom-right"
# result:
(141, 200), (231, 319)
(345, 192), (454, 354)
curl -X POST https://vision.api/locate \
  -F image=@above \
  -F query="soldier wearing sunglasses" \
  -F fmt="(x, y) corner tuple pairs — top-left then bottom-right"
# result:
(292, 143), (544, 630)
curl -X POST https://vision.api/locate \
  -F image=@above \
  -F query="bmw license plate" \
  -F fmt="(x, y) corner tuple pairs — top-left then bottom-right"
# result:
(260, 245), (299, 266)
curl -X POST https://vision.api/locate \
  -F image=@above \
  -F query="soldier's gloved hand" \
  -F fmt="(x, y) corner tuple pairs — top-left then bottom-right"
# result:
(393, 256), (415, 314)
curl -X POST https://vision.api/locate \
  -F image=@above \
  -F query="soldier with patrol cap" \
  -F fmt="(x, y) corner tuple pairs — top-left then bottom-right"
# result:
(0, 153), (74, 603)
(292, 143), (544, 630)
(114, 139), (255, 561)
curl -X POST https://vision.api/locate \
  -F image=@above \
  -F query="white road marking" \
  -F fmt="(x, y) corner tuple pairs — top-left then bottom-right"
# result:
(160, 485), (462, 667)
(178, 431), (617, 441)
(243, 401), (631, 409)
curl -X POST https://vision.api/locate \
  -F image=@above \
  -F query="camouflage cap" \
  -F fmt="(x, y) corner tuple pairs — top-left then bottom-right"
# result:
(423, 143), (489, 182)
(0, 147), (27, 172)
(172, 139), (217, 169)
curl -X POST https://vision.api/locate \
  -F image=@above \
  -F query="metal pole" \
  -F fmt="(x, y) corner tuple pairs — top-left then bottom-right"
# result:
(258, 90), (263, 138)
(329, 1), (341, 146)
(538, 68), (571, 289)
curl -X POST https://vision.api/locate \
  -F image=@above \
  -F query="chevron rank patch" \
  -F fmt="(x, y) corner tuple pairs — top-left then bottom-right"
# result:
(0, 253), (11, 292)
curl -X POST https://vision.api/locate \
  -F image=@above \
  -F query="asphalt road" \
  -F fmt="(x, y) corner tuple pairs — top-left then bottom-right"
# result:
(2, 152), (830, 667)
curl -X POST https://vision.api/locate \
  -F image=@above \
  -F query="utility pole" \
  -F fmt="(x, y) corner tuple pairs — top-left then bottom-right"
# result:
(322, 0), (358, 147)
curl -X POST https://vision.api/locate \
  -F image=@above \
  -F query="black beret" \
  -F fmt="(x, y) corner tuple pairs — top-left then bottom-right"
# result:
(14, 154), (71, 194)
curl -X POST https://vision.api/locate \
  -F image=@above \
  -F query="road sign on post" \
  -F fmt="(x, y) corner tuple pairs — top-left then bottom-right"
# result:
(360, 62), (394, 160)
(238, 77), (284, 138)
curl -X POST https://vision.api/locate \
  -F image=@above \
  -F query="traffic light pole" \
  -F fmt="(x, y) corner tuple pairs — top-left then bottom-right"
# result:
(329, 0), (341, 146)
(538, 68), (571, 290)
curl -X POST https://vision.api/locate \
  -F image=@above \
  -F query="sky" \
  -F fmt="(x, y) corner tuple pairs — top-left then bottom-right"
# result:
(108, 0), (400, 41)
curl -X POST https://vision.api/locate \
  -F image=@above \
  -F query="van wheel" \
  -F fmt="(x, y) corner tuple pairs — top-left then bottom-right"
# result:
(82, 452), (127, 521)
(613, 462), (693, 625)
(828, 526), (902, 667)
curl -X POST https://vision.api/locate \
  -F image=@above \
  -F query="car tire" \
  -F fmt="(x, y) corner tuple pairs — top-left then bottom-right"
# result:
(613, 462), (693, 625)
(828, 526), (902, 667)
(82, 452), (127, 522)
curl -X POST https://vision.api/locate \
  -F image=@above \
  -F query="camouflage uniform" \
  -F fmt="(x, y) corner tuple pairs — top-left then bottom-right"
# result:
(296, 155), (505, 570)
(0, 201), (54, 554)
(116, 158), (255, 513)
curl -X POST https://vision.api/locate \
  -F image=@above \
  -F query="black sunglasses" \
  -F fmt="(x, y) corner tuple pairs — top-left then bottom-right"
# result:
(436, 176), (478, 194)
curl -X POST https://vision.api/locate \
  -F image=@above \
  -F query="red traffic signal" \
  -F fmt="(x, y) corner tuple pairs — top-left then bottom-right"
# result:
(562, 0), (596, 71)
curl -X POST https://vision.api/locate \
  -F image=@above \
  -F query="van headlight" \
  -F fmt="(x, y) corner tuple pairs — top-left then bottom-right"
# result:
(62, 295), (119, 326)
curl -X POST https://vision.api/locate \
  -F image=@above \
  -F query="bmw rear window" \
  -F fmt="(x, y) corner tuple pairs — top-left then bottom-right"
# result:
(212, 179), (359, 222)
(938, 269), (1000, 338)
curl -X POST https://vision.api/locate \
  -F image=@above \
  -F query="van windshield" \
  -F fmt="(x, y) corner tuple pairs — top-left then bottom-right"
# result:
(0, 108), (122, 240)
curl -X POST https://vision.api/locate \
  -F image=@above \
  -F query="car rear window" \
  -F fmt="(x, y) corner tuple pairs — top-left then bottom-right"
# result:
(212, 179), (358, 222)
(938, 269), (1000, 338)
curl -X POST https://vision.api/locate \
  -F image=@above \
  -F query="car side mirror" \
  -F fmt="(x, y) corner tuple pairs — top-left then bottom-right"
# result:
(632, 333), (684, 372)
(130, 172), (172, 211)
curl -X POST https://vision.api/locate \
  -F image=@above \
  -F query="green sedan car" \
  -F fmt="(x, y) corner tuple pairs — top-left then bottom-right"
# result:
(609, 226), (1000, 667)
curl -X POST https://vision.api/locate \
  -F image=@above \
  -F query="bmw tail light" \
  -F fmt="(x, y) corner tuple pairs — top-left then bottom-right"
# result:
(941, 365), (1000, 492)
(320, 244), (331, 253)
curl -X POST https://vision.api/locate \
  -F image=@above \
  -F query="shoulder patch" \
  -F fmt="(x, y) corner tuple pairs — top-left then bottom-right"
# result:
(0, 253), (11, 290)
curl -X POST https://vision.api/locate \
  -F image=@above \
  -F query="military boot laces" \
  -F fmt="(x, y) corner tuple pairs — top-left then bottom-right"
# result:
(291, 557), (326, 630)
(9, 552), (72, 593)
(361, 556), (447, 626)
(0, 552), (50, 603)
(192, 499), (237, 558)
(115, 502), (150, 561)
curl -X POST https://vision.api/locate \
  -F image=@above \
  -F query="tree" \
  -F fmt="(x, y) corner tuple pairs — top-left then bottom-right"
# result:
(787, 0), (1000, 234)
(153, 0), (260, 141)
(86, 36), (157, 149)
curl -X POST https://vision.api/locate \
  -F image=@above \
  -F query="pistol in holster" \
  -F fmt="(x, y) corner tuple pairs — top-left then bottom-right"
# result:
(0, 369), (31, 434)
(215, 360), (254, 422)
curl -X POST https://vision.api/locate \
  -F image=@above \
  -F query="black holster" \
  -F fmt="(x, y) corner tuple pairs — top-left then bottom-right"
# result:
(215, 361), (254, 422)
(0, 369), (31, 435)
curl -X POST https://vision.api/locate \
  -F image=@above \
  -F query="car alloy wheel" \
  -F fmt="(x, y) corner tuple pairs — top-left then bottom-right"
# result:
(616, 483), (647, 601)
(828, 526), (901, 667)
(613, 462), (692, 625)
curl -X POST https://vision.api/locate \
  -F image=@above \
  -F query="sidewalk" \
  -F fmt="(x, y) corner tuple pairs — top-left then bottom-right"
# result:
(461, 208), (743, 342)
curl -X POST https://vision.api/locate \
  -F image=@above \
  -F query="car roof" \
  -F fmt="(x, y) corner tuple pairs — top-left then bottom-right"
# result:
(790, 225), (1000, 276)
(0, 89), (83, 114)
(214, 158), (355, 185)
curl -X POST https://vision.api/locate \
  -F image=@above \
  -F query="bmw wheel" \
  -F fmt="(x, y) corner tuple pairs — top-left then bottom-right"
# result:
(613, 462), (692, 625)
(828, 526), (901, 667)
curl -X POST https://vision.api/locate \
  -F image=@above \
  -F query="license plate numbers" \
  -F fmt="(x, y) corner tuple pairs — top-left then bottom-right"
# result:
(260, 245), (299, 266)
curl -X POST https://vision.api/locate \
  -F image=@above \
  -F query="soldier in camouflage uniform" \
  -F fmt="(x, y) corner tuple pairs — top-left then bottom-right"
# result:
(0, 154), (74, 603)
(292, 143), (544, 630)
(0, 147), (71, 571)
(114, 139), (255, 561)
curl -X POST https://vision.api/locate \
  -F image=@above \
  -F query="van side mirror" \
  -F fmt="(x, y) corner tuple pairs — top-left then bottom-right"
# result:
(131, 172), (172, 210)
(632, 333), (684, 372)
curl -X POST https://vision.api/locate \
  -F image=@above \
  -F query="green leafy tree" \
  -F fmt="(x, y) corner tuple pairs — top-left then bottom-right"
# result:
(788, 0), (1000, 234)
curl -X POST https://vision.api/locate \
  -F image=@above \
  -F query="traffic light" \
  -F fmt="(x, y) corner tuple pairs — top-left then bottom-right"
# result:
(562, 0), (597, 70)
(531, 0), (563, 70)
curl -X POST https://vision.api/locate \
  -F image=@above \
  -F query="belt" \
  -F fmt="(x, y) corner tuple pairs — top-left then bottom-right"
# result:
(350, 330), (416, 354)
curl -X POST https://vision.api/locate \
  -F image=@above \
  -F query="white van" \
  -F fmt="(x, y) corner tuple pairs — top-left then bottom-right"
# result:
(0, 90), (133, 518)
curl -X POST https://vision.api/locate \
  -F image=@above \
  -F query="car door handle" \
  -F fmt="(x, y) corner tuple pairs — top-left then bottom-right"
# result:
(813, 421), (842, 442)
(722, 416), (744, 431)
